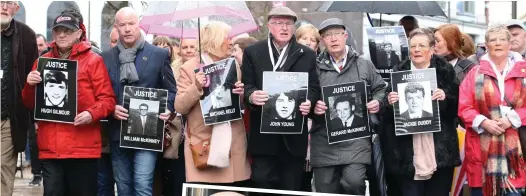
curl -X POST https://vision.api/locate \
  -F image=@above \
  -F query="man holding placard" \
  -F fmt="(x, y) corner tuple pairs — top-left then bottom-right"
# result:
(22, 13), (116, 195)
(311, 18), (386, 195)
(242, 6), (320, 192)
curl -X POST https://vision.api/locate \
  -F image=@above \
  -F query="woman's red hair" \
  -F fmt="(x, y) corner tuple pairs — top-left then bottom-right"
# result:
(436, 24), (464, 58)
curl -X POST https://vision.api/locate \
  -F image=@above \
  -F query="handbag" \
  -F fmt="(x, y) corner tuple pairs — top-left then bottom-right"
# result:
(187, 123), (211, 169)
(163, 114), (183, 159)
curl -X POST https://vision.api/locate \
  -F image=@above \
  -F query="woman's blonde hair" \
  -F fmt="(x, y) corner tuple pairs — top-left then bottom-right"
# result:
(296, 24), (320, 49)
(152, 36), (176, 62)
(485, 24), (511, 43)
(200, 21), (232, 58)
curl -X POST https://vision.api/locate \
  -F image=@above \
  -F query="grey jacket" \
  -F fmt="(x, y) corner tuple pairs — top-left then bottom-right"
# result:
(310, 48), (387, 167)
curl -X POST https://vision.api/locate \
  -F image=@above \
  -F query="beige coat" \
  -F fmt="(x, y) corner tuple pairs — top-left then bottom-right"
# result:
(175, 58), (250, 183)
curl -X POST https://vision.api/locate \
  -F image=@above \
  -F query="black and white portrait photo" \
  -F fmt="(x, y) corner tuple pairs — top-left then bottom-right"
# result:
(43, 70), (68, 108)
(128, 99), (159, 137)
(366, 26), (409, 81)
(209, 74), (232, 110)
(390, 69), (441, 136)
(329, 96), (365, 129)
(261, 72), (308, 134)
(269, 91), (297, 120)
(322, 81), (370, 144)
(397, 82), (433, 120)
(34, 57), (78, 123)
(120, 86), (168, 152)
(199, 58), (241, 125)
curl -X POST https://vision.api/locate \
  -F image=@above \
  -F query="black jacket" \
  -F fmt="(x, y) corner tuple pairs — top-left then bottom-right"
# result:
(378, 55), (461, 178)
(3, 20), (39, 152)
(242, 36), (321, 157)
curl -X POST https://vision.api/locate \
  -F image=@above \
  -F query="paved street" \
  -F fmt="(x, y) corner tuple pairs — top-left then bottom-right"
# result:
(13, 167), (43, 196)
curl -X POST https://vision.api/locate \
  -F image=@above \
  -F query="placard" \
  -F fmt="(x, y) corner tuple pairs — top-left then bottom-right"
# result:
(199, 58), (241, 125)
(34, 57), (77, 123)
(366, 26), (409, 81)
(390, 68), (441, 136)
(322, 81), (370, 144)
(260, 72), (308, 134)
(120, 86), (167, 151)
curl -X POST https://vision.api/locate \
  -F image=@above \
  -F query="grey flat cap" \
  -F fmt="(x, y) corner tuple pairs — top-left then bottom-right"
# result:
(319, 18), (346, 34)
(268, 6), (297, 22)
(506, 19), (526, 30)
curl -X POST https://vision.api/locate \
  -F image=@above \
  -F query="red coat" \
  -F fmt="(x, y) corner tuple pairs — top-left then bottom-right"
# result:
(458, 54), (526, 188)
(22, 41), (116, 159)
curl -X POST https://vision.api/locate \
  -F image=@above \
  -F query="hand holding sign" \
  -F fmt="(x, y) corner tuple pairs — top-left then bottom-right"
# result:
(299, 100), (311, 116)
(250, 90), (268, 106)
(431, 89), (446, 101)
(367, 100), (380, 114)
(114, 105), (129, 120)
(74, 111), (93, 126)
(232, 81), (244, 95)
(27, 70), (42, 86)
(314, 100), (327, 115)
(159, 110), (171, 121)
(195, 71), (206, 90)
(388, 92), (399, 105)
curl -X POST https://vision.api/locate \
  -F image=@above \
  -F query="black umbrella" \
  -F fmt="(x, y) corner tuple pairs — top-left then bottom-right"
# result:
(317, 1), (447, 27)
(317, 1), (447, 16)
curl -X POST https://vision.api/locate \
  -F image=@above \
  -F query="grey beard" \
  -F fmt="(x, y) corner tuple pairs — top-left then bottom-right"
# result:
(0, 17), (12, 26)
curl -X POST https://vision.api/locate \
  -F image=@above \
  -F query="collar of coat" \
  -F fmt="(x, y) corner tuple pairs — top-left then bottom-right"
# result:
(396, 55), (449, 72)
(1, 19), (15, 36)
(47, 41), (92, 59)
(477, 52), (526, 79)
(317, 46), (359, 71)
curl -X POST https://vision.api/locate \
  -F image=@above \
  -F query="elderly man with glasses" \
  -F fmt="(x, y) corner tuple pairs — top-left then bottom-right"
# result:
(311, 18), (386, 195)
(241, 6), (320, 193)
(1, 1), (39, 195)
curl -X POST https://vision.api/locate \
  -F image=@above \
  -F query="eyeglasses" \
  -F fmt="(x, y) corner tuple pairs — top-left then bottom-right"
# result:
(269, 21), (294, 28)
(53, 27), (78, 36)
(409, 44), (430, 50)
(0, 1), (16, 8)
(321, 32), (345, 39)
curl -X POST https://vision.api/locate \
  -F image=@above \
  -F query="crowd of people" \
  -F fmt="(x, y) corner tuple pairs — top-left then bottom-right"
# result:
(2, 1), (526, 196)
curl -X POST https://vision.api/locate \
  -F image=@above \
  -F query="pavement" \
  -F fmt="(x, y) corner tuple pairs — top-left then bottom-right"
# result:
(13, 167), (43, 196)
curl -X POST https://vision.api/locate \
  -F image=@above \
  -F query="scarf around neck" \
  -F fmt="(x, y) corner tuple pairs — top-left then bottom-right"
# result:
(474, 64), (526, 196)
(117, 35), (145, 84)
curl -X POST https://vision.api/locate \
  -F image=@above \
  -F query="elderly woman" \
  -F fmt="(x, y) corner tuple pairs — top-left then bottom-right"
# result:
(434, 24), (476, 82)
(175, 21), (250, 186)
(296, 24), (320, 53)
(379, 28), (461, 196)
(459, 24), (526, 196)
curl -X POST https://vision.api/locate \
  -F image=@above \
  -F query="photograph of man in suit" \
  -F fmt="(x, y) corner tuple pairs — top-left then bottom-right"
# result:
(383, 42), (401, 68)
(43, 70), (68, 107)
(129, 103), (158, 137)
(400, 82), (433, 120)
(330, 96), (365, 129)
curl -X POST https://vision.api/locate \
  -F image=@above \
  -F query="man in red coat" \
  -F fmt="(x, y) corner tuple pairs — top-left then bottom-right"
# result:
(22, 13), (116, 196)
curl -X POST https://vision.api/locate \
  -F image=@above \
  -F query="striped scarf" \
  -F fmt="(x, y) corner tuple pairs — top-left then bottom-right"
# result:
(475, 72), (526, 196)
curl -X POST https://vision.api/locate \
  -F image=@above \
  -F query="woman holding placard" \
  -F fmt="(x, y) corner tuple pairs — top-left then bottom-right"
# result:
(459, 24), (526, 196)
(174, 21), (250, 186)
(379, 28), (460, 196)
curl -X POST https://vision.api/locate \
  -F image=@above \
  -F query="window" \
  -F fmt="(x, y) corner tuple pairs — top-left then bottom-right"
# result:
(47, 1), (80, 41)
(463, 1), (475, 14)
(101, 1), (128, 51)
(14, 2), (25, 23)
(372, 19), (396, 27)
